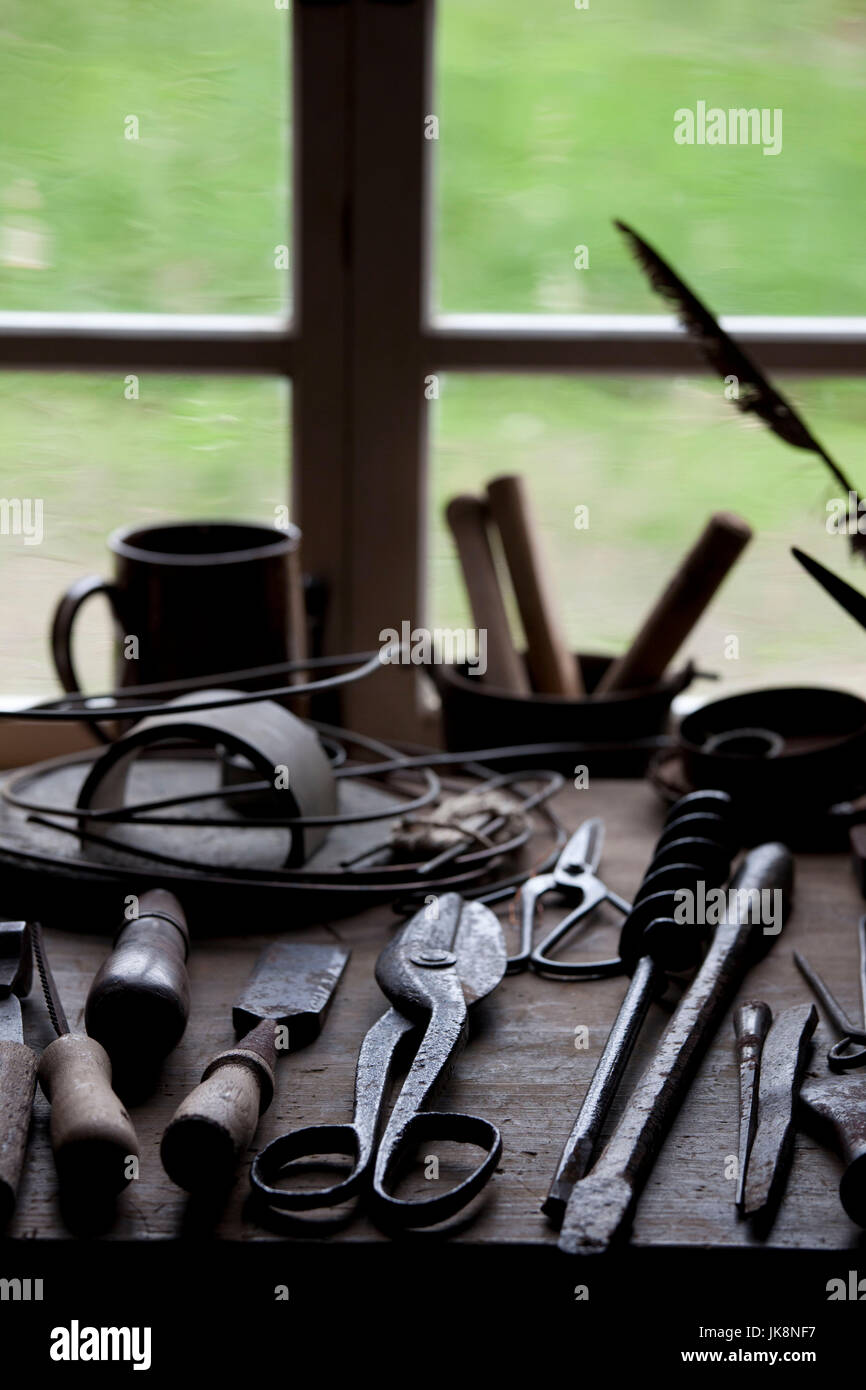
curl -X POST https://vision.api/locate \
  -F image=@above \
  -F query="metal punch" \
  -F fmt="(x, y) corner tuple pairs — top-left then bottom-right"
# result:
(250, 892), (507, 1229)
(794, 916), (866, 1071)
(511, 818), (632, 978)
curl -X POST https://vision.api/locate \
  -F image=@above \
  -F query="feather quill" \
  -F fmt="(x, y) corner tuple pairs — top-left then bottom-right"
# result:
(614, 219), (864, 555)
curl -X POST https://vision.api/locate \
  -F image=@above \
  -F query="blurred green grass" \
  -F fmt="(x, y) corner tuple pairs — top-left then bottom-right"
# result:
(0, 0), (288, 313)
(436, 0), (866, 315)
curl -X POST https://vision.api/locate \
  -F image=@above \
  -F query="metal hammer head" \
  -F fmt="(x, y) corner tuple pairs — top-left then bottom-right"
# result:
(0, 922), (32, 999)
(232, 942), (349, 1050)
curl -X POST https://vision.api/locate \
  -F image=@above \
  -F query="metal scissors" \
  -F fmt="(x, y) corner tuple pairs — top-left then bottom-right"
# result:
(250, 893), (507, 1228)
(511, 818), (631, 978)
(794, 916), (866, 1071)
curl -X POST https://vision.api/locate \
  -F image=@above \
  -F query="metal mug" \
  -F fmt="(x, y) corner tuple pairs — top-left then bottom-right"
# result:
(51, 519), (303, 699)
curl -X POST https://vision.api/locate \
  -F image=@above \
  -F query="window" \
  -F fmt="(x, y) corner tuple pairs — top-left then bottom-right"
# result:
(1, 1), (864, 746)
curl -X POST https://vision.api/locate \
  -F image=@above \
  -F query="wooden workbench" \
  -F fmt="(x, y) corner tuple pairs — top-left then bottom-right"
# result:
(7, 779), (865, 1254)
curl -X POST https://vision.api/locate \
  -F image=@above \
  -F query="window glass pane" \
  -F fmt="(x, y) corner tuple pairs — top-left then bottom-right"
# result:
(430, 374), (866, 694)
(434, 1), (865, 315)
(0, 2), (289, 314)
(0, 374), (289, 697)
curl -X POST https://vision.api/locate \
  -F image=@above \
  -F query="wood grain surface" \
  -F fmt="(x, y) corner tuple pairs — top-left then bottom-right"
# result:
(6, 779), (865, 1250)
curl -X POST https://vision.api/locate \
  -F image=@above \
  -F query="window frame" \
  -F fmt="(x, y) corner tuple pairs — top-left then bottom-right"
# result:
(1, 0), (864, 747)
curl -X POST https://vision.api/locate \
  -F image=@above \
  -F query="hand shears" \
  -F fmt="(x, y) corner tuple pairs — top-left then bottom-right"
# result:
(511, 818), (631, 977)
(250, 893), (507, 1228)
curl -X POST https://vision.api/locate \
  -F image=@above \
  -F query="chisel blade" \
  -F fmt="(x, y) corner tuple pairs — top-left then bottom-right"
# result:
(232, 942), (349, 1045)
(742, 1002), (817, 1217)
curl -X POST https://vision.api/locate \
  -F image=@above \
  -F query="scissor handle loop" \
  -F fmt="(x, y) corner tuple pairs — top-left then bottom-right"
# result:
(371, 1110), (502, 1228)
(828, 1038), (866, 1072)
(250, 1122), (368, 1210)
(533, 885), (631, 979)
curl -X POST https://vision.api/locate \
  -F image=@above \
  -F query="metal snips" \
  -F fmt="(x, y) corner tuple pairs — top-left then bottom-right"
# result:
(510, 817), (631, 977)
(250, 892), (507, 1229)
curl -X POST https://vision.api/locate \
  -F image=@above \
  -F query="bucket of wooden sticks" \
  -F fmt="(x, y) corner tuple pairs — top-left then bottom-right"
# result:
(438, 476), (751, 776)
(434, 652), (694, 775)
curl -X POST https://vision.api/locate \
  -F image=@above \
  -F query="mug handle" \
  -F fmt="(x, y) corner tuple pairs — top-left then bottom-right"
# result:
(51, 576), (122, 741)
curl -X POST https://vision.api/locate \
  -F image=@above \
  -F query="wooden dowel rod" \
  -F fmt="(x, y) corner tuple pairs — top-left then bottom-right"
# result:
(485, 475), (583, 696)
(595, 511), (752, 696)
(445, 495), (530, 694)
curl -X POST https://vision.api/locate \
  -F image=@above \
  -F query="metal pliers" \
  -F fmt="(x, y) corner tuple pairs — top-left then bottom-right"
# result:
(510, 818), (631, 978)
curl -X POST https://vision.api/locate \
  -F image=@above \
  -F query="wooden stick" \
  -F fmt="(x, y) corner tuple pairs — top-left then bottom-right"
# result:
(485, 475), (583, 696)
(445, 495), (530, 694)
(595, 511), (752, 695)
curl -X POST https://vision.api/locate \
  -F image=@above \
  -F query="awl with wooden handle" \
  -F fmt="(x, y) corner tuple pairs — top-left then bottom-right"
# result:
(486, 474), (583, 696)
(0, 922), (37, 1226)
(595, 511), (752, 695)
(161, 941), (349, 1193)
(85, 889), (190, 1070)
(445, 494), (530, 694)
(32, 922), (139, 1195)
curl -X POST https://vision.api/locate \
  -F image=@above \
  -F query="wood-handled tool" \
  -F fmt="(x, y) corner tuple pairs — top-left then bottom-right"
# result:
(85, 889), (190, 1069)
(445, 494), (530, 694)
(558, 842), (793, 1253)
(32, 922), (139, 1195)
(485, 474), (583, 696)
(161, 941), (349, 1193)
(733, 999), (772, 1209)
(800, 1069), (866, 1228)
(594, 511), (752, 695)
(0, 922), (37, 1226)
(741, 1002), (817, 1217)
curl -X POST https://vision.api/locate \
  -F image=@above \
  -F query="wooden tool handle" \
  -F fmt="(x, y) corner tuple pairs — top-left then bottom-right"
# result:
(38, 1033), (139, 1194)
(85, 890), (190, 1066)
(595, 511), (752, 695)
(0, 1039), (38, 1226)
(445, 495), (530, 694)
(485, 474), (583, 696)
(160, 1019), (278, 1192)
(800, 1074), (866, 1228)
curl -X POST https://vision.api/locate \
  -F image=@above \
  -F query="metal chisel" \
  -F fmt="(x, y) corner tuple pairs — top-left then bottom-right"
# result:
(161, 941), (349, 1193)
(742, 1002), (817, 1217)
